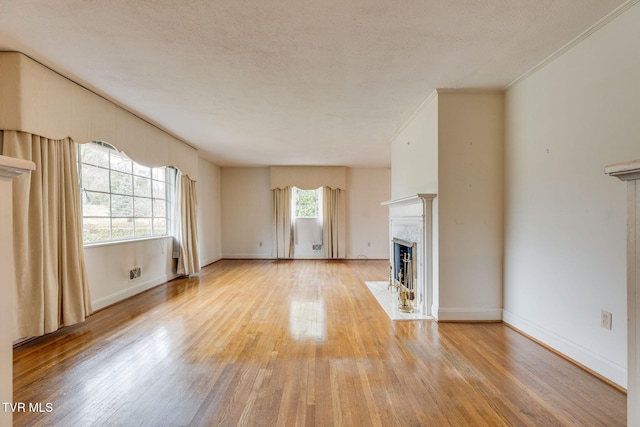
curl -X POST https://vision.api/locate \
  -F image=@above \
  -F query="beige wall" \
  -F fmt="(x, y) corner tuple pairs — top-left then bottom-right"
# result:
(85, 237), (177, 310)
(503, 2), (640, 387)
(221, 167), (273, 258)
(197, 158), (223, 266)
(347, 168), (391, 259)
(391, 94), (439, 199)
(437, 92), (504, 320)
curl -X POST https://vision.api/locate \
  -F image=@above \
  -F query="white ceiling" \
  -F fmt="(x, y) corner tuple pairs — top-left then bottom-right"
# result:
(0, 0), (629, 167)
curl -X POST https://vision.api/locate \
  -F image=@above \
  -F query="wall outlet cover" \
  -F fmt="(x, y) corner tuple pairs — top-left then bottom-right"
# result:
(129, 267), (141, 281)
(601, 310), (612, 330)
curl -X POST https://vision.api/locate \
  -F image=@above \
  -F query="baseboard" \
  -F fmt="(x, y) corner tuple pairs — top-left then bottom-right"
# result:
(503, 309), (627, 389)
(222, 253), (273, 259)
(200, 256), (222, 268)
(91, 273), (180, 311)
(437, 307), (503, 322)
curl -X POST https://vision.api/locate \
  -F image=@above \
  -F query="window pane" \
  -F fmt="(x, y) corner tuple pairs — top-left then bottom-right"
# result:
(153, 218), (167, 236)
(133, 163), (151, 178)
(81, 164), (109, 192)
(111, 170), (133, 195)
(82, 191), (110, 217)
(134, 176), (151, 197)
(152, 168), (166, 182)
(112, 218), (134, 240)
(80, 144), (109, 168)
(152, 180), (166, 199)
(112, 195), (133, 217)
(134, 197), (152, 217)
(83, 217), (111, 242)
(135, 218), (152, 237)
(295, 188), (319, 217)
(110, 153), (132, 173)
(153, 199), (166, 218)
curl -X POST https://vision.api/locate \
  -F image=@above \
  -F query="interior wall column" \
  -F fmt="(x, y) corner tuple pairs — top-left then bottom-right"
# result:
(606, 159), (640, 426)
(0, 155), (35, 427)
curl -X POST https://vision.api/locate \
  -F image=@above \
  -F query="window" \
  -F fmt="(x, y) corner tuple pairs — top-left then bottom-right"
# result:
(79, 141), (169, 244)
(293, 187), (322, 218)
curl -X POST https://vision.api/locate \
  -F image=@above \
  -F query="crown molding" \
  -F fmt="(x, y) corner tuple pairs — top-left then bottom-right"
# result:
(436, 88), (504, 94)
(389, 89), (438, 144)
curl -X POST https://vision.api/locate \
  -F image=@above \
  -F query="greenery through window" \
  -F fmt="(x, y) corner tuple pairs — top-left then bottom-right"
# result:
(294, 187), (322, 218)
(79, 141), (169, 243)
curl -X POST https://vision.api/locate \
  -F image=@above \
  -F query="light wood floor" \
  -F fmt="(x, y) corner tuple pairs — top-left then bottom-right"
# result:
(14, 260), (625, 426)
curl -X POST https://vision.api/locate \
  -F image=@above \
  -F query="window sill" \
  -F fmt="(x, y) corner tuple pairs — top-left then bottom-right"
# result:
(83, 235), (172, 249)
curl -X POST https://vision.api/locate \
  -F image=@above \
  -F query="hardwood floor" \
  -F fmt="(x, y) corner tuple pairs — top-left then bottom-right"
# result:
(14, 260), (625, 426)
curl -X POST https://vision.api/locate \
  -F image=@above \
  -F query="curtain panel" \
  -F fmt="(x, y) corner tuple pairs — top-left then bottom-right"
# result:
(1, 130), (92, 340)
(177, 173), (200, 276)
(322, 187), (346, 259)
(272, 187), (294, 258)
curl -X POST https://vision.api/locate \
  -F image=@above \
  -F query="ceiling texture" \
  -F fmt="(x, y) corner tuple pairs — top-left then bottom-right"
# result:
(0, 0), (629, 167)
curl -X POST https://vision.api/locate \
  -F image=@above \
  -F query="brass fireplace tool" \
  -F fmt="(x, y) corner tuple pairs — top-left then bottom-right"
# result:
(389, 254), (416, 313)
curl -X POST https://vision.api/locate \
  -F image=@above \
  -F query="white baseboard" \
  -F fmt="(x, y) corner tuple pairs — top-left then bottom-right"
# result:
(92, 273), (180, 311)
(200, 256), (222, 267)
(222, 253), (273, 259)
(503, 309), (627, 388)
(437, 307), (503, 322)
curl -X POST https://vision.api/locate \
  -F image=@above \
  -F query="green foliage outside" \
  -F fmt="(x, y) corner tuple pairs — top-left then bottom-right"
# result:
(295, 189), (319, 218)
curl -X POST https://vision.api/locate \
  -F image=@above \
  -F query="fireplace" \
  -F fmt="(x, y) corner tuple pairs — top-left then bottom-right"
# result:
(382, 193), (436, 316)
(392, 238), (417, 312)
(392, 238), (415, 282)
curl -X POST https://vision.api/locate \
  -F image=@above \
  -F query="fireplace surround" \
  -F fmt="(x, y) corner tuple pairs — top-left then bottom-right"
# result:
(382, 193), (436, 316)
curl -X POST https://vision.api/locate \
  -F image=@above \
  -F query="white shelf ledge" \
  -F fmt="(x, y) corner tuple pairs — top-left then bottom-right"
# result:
(0, 155), (35, 179)
(605, 159), (640, 181)
(381, 193), (437, 207)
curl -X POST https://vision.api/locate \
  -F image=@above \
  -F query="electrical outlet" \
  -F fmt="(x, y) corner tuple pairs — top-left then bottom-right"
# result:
(259, 241), (263, 247)
(129, 267), (141, 281)
(367, 242), (371, 247)
(601, 310), (612, 330)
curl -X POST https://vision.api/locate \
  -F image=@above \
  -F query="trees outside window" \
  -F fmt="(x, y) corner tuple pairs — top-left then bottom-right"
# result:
(293, 187), (321, 218)
(79, 141), (169, 244)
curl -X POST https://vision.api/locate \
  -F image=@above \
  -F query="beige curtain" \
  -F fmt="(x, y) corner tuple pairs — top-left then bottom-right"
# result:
(177, 173), (200, 276)
(1, 130), (92, 340)
(272, 187), (294, 258)
(322, 187), (346, 259)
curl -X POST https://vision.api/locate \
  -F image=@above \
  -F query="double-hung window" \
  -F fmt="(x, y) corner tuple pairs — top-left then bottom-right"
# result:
(79, 141), (169, 244)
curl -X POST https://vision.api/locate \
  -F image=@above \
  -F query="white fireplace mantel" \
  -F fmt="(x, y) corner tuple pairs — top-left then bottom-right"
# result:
(605, 159), (640, 427)
(0, 154), (34, 427)
(381, 193), (437, 208)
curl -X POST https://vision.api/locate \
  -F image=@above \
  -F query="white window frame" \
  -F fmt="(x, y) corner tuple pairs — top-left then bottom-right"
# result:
(78, 141), (170, 245)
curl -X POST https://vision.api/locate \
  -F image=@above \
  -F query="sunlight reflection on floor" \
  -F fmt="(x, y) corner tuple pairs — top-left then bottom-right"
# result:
(288, 300), (327, 341)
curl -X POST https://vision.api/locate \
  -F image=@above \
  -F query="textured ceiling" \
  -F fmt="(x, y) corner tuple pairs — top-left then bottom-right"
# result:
(0, 0), (629, 166)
